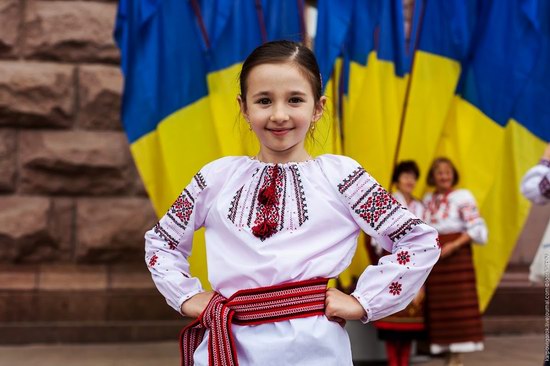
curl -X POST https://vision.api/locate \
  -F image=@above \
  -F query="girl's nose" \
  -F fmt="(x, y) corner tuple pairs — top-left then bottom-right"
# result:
(270, 106), (290, 122)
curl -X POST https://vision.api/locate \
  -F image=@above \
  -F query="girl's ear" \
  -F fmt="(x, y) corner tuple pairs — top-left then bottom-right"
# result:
(237, 95), (248, 120)
(312, 96), (327, 122)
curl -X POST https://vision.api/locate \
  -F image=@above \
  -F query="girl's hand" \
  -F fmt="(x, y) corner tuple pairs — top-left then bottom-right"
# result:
(325, 288), (366, 326)
(180, 291), (214, 318)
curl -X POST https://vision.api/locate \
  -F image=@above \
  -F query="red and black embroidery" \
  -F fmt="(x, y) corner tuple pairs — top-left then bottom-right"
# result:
(289, 165), (308, 225)
(280, 171), (288, 230)
(355, 185), (401, 231)
(227, 186), (243, 224)
(154, 223), (178, 250)
(338, 167), (366, 194)
(389, 281), (402, 296)
(252, 165), (283, 240)
(426, 192), (451, 224)
(247, 167), (267, 227)
(388, 218), (424, 242)
(458, 203), (481, 223)
(193, 172), (206, 190)
(148, 254), (158, 267)
(396, 251), (411, 265)
(540, 176), (550, 199)
(229, 165), (308, 240)
(166, 189), (195, 231)
(155, 170), (207, 250)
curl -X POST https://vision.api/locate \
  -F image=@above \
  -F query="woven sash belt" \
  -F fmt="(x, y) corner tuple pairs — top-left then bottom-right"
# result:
(179, 278), (329, 366)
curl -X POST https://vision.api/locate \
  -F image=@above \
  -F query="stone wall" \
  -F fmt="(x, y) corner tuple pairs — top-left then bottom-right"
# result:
(0, 0), (157, 266)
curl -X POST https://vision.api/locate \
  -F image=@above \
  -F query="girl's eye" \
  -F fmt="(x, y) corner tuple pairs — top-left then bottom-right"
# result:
(256, 98), (271, 105)
(289, 97), (304, 104)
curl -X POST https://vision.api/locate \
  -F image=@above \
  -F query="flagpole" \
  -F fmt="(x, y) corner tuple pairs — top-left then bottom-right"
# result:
(189, 0), (210, 49)
(297, 0), (307, 43)
(390, 0), (427, 192)
(255, 0), (268, 43)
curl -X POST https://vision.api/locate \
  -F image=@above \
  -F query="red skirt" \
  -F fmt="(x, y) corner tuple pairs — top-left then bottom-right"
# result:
(425, 233), (484, 346)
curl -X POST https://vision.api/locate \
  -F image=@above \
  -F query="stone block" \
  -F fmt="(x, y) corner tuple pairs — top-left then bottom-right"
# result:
(0, 129), (16, 192)
(0, 0), (20, 57)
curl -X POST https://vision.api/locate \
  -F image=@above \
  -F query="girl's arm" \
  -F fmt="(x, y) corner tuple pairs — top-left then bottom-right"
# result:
(145, 163), (217, 315)
(320, 156), (440, 322)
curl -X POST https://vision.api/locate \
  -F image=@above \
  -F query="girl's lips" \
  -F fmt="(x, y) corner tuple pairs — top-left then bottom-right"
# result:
(269, 128), (291, 136)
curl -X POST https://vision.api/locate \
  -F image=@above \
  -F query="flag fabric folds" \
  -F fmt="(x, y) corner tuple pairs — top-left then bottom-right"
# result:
(116, 0), (549, 308)
(115, 0), (307, 289)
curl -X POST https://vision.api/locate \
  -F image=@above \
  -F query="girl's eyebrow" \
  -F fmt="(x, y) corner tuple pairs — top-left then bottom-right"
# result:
(251, 90), (307, 98)
(251, 91), (270, 98)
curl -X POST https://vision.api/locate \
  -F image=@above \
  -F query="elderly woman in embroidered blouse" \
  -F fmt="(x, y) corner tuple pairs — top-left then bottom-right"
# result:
(422, 157), (488, 366)
(144, 40), (440, 366)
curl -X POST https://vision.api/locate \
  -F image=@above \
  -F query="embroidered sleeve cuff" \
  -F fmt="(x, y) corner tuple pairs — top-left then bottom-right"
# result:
(350, 292), (371, 324)
(176, 289), (204, 316)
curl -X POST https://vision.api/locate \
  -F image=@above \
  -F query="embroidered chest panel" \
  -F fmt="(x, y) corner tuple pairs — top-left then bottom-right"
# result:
(227, 165), (308, 241)
(425, 193), (451, 224)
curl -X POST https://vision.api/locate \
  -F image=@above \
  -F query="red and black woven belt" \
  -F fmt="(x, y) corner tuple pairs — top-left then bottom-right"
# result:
(180, 278), (329, 366)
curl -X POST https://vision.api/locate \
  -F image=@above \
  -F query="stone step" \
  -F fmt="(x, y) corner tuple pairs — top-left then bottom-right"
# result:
(0, 264), (180, 324)
(483, 316), (544, 335)
(0, 265), (544, 344)
(0, 320), (187, 345)
(484, 266), (543, 316)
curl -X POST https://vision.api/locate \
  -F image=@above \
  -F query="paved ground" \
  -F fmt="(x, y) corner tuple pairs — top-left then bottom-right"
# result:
(0, 334), (544, 366)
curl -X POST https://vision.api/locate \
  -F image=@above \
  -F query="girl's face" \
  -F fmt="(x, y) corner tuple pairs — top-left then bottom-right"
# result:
(396, 172), (417, 196)
(238, 62), (326, 161)
(433, 162), (454, 192)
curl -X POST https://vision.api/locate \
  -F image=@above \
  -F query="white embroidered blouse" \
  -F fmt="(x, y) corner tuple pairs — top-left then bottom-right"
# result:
(423, 189), (488, 244)
(145, 154), (440, 365)
(521, 159), (550, 205)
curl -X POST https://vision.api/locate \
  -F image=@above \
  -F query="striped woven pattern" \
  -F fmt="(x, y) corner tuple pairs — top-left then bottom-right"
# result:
(425, 233), (484, 346)
(180, 278), (328, 366)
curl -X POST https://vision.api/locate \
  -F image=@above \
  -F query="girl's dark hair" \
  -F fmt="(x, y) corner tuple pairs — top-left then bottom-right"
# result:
(426, 157), (460, 187)
(392, 160), (420, 183)
(239, 40), (322, 103)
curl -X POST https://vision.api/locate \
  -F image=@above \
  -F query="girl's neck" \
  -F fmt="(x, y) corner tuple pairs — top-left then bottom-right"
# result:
(255, 148), (312, 164)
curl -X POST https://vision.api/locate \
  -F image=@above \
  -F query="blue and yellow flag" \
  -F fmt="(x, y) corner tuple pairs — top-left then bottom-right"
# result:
(315, 0), (419, 288)
(398, 0), (548, 310)
(115, 0), (309, 287)
(115, 0), (220, 215)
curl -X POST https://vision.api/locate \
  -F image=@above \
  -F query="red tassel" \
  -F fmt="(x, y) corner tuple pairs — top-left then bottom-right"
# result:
(252, 220), (278, 240)
(258, 185), (277, 205)
(253, 165), (280, 240)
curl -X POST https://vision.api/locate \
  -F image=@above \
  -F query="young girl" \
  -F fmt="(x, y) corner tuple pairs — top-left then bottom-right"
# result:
(423, 158), (488, 366)
(145, 40), (440, 366)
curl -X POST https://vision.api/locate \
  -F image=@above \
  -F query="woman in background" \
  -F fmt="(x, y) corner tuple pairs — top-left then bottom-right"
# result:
(374, 161), (427, 366)
(423, 158), (488, 366)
